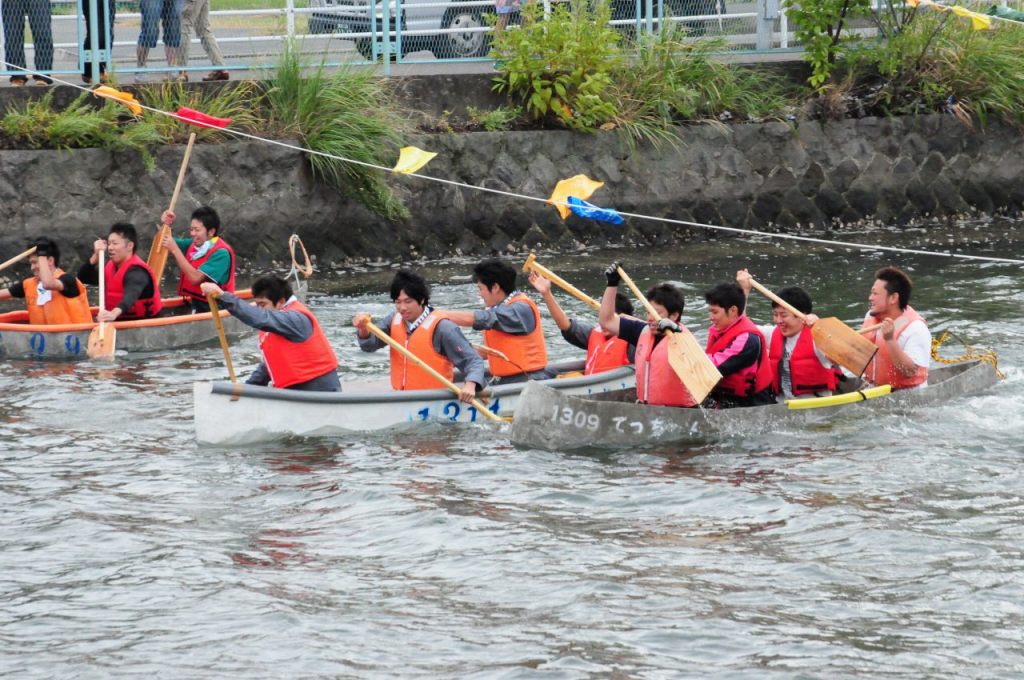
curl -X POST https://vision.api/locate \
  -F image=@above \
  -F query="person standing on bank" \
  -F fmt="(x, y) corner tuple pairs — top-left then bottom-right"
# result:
(78, 224), (163, 321)
(160, 207), (235, 313)
(528, 270), (635, 375)
(445, 258), (554, 384)
(861, 266), (931, 390)
(0, 238), (91, 324)
(177, 0), (229, 82)
(201, 276), (340, 391)
(354, 270), (486, 403)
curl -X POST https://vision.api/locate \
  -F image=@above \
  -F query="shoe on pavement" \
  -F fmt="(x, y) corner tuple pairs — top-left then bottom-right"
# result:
(10, 77), (27, 86)
(32, 76), (52, 86)
(202, 70), (229, 82)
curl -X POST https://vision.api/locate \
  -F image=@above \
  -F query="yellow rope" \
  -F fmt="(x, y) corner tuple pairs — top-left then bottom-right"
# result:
(288, 235), (313, 279)
(931, 330), (1005, 380)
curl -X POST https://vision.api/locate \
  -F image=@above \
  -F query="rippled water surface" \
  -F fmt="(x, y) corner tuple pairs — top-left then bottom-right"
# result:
(2, 222), (1023, 678)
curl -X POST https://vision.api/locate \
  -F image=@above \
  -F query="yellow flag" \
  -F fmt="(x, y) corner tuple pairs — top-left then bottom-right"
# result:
(547, 174), (604, 219)
(950, 5), (992, 29)
(393, 146), (437, 174)
(93, 85), (142, 116)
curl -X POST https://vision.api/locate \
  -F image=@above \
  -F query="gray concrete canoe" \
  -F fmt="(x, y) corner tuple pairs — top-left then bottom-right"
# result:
(509, 360), (1001, 451)
(193, 359), (637, 445)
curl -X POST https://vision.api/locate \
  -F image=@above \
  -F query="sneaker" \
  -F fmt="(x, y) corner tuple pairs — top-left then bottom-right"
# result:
(32, 76), (52, 86)
(202, 70), (229, 82)
(10, 77), (27, 86)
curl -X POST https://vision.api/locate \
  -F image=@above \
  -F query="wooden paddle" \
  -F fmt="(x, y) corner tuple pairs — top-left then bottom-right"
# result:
(148, 132), (197, 284)
(747, 276), (878, 376)
(87, 250), (116, 361)
(522, 252), (600, 310)
(472, 343), (528, 375)
(858, 318), (909, 335)
(206, 292), (242, 400)
(361, 318), (508, 423)
(0, 246), (36, 273)
(616, 266), (721, 404)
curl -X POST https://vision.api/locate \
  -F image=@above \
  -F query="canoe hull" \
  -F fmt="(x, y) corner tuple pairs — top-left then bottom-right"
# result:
(193, 362), (636, 445)
(509, 360), (1000, 451)
(0, 289), (267, 359)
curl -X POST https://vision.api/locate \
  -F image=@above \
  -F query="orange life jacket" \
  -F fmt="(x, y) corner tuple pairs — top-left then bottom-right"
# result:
(706, 315), (773, 398)
(105, 254), (163, 319)
(584, 327), (630, 375)
(769, 325), (839, 396)
(863, 306), (929, 389)
(389, 310), (454, 390)
(177, 237), (236, 300)
(22, 270), (92, 325)
(635, 326), (697, 407)
(481, 293), (548, 377)
(258, 299), (339, 388)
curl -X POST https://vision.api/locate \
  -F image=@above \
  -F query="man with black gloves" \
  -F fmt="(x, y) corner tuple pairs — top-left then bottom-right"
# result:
(597, 262), (698, 407)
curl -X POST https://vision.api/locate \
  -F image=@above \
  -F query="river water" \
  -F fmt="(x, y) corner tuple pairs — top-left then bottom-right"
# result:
(2, 221), (1022, 678)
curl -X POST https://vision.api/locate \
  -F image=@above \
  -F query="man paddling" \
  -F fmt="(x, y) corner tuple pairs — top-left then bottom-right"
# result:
(445, 258), (554, 384)
(78, 224), (163, 321)
(861, 266), (931, 389)
(353, 270), (486, 403)
(160, 206), (235, 313)
(0, 238), (92, 324)
(528, 270), (635, 375)
(693, 282), (774, 408)
(736, 269), (841, 400)
(598, 262), (697, 407)
(201, 276), (340, 391)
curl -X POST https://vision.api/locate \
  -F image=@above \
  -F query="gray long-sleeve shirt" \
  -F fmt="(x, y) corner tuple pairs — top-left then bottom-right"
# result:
(358, 310), (487, 388)
(220, 292), (340, 391)
(471, 298), (537, 335)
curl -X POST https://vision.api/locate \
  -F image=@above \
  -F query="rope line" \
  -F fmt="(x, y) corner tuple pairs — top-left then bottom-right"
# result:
(4, 60), (1024, 266)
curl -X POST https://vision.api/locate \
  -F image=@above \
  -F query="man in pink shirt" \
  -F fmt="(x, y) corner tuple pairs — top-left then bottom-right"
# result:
(703, 282), (775, 408)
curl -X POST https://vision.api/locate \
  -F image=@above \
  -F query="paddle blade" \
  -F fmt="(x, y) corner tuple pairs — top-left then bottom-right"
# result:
(147, 225), (171, 283)
(666, 331), (722, 404)
(811, 317), (878, 376)
(87, 325), (117, 361)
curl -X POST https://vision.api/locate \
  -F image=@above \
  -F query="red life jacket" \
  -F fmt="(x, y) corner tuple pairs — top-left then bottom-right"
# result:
(178, 237), (236, 300)
(863, 306), (929, 389)
(706, 315), (773, 397)
(584, 327), (631, 375)
(769, 325), (839, 396)
(22, 270), (92, 325)
(105, 254), (163, 319)
(389, 310), (454, 390)
(481, 293), (548, 377)
(635, 326), (697, 407)
(258, 299), (339, 388)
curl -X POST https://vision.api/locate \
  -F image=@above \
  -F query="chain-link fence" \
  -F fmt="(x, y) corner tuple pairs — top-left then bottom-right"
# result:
(2, 0), (1016, 82)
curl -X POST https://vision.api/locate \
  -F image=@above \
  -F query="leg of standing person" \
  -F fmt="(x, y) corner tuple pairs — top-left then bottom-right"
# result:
(137, 0), (162, 79)
(178, 0), (195, 79)
(27, 0), (54, 84)
(160, 0), (181, 79)
(4, 0), (29, 85)
(83, 0), (114, 82)
(192, 0), (228, 80)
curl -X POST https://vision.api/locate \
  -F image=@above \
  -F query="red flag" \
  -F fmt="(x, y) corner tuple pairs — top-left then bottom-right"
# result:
(176, 107), (231, 129)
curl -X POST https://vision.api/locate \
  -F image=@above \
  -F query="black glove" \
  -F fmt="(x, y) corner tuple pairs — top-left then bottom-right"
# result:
(31, 239), (52, 258)
(657, 318), (681, 334)
(604, 261), (622, 287)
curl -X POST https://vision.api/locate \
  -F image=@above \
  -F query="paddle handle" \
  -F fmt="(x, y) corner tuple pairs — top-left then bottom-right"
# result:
(97, 249), (106, 336)
(748, 277), (807, 321)
(149, 133), (197, 284)
(523, 253), (600, 310)
(207, 293), (238, 384)
(0, 246), (36, 273)
(617, 266), (661, 320)
(364, 319), (505, 423)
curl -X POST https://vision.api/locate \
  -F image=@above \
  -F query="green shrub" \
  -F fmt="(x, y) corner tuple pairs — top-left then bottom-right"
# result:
(786, 0), (872, 89)
(467, 105), (522, 131)
(264, 41), (409, 220)
(491, 0), (622, 130)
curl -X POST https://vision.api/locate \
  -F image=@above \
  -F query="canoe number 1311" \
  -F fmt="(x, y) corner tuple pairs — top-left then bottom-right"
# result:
(417, 399), (502, 423)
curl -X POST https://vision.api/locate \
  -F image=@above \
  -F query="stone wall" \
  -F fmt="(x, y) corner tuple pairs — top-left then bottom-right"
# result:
(0, 112), (1021, 269)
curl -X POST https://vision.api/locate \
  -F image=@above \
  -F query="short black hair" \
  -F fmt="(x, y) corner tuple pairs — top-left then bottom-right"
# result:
(109, 223), (139, 252)
(390, 269), (430, 306)
(875, 266), (912, 310)
(645, 283), (684, 318)
(771, 286), (812, 315)
(191, 206), (221, 236)
(704, 282), (747, 315)
(252, 275), (293, 305)
(614, 291), (633, 316)
(31, 237), (60, 267)
(473, 258), (517, 295)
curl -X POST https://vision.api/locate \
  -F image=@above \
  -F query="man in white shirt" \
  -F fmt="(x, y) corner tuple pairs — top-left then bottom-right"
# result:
(860, 266), (931, 390)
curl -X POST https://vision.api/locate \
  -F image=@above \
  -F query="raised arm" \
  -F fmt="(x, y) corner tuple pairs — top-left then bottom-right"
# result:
(528, 271), (571, 332)
(597, 262), (621, 337)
